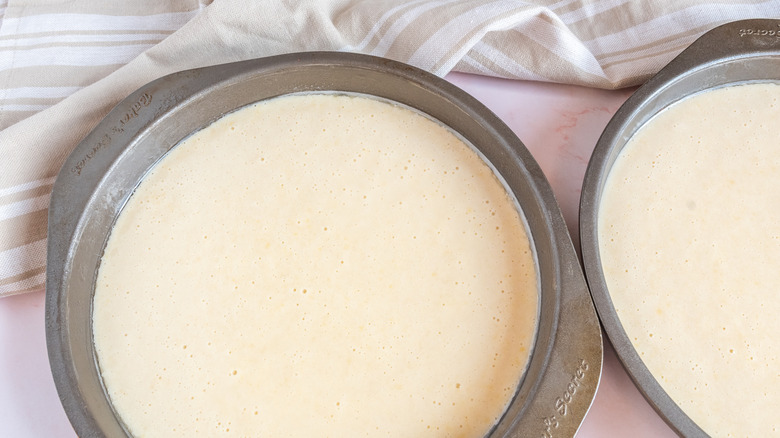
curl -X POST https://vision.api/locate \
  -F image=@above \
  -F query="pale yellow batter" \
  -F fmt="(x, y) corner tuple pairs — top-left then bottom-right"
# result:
(93, 93), (538, 437)
(599, 83), (780, 437)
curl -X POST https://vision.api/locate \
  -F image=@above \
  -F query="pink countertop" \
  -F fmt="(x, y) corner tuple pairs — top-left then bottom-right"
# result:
(0, 72), (680, 437)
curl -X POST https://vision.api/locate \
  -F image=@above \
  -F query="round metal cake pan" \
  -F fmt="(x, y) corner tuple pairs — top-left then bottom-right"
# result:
(580, 19), (780, 438)
(46, 52), (602, 437)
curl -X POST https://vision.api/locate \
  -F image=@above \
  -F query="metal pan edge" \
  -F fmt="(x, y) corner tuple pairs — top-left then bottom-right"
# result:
(580, 18), (780, 438)
(47, 52), (602, 438)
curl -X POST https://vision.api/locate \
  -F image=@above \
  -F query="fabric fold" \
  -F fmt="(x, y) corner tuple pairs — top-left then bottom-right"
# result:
(0, 0), (777, 296)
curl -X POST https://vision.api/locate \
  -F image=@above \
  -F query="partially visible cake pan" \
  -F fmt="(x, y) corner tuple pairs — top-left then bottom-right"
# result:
(580, 19), (780, 437)
(46, 52), (603, 437)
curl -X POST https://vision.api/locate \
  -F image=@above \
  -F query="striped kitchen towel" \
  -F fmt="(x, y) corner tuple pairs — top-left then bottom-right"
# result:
(1, 0), (778, 297)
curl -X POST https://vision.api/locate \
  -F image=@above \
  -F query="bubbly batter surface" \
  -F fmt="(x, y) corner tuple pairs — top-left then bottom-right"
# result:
(93, 94), (538, 437)
(599, 83), (780, 437)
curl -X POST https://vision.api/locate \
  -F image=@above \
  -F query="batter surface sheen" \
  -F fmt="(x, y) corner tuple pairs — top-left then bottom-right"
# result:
(599, 83), (780, 437)
(93, 94), (538, 437)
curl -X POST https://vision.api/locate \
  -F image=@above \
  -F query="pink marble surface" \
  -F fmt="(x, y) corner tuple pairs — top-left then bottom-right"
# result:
(0, 72), (680, 437)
